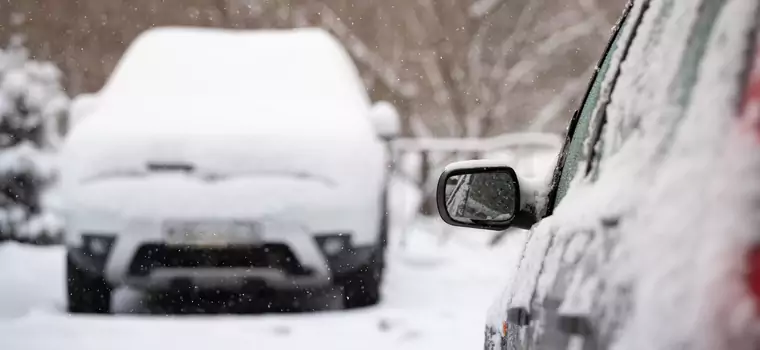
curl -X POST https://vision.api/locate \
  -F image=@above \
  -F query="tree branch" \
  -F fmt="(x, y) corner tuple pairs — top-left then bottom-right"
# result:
(468, 0), (506, 18)
(318, 4), (418, 99)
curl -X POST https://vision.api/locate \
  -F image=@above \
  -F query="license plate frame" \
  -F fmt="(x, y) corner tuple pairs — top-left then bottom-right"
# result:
(164, 221), (263, 247)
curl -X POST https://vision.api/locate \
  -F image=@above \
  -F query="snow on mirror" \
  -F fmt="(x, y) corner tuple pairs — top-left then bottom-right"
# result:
(369, 101), (400, 140)
(444, 171), (518, 224)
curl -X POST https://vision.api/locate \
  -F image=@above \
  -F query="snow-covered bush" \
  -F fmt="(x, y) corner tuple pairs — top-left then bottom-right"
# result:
(0, 36), (67, 244)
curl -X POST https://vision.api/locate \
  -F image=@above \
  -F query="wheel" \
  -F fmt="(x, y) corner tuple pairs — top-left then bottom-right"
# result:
(339, 247), (385, 309)
(66, 252), (112, 314)
(337, 197), (388, 309)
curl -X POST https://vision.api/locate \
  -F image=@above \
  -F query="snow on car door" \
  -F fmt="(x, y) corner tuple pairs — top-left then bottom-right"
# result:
(490, 3), (640, 349)
(524, 0), (743, 349)
(513, 3), (643, 349)
(492, 0), (740, 349)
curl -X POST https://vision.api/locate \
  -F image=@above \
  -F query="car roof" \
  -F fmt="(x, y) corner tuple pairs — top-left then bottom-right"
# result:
(98, 26), (370, 111)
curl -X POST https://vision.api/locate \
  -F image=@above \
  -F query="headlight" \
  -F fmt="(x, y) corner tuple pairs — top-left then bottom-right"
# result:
(315, 234), (351, 256)
(81, 234), (116, 256)
(322, 237), (345, 255)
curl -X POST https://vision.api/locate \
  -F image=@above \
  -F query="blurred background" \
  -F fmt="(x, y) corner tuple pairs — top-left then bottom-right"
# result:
(2, 0), (625, 136)
(0, 1), (626, 349)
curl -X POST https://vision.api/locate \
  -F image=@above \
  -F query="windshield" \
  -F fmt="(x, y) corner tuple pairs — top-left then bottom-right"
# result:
(102, 28), (371, 109)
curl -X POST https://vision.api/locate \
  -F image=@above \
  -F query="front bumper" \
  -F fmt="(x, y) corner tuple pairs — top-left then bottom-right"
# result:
(68, 221), (378, 292)
(125, 267), (330, 291)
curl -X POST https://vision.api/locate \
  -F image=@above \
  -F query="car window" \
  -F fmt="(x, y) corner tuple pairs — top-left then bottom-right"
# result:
(552, 16), (631, 208)
(598, 0), (728, 164)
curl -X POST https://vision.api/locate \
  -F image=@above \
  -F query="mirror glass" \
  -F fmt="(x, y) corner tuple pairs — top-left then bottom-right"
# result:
(444, 171), (518, 224)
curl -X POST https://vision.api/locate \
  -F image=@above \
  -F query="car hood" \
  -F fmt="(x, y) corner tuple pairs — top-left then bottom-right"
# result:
(60, 90), (387, 191)
(60, 129), (386, 192)
(61, 174), (360, 221)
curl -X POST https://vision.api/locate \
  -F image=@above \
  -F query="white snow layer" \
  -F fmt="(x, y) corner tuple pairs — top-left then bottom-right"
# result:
(58, 27), (388, 229)
(0, 44), (68, 149)
(0, 41), (67, 240)
(612, 0), (760, 349)
(59, 27), (385, 201)
(489, 0), (760, 349)
(98, 26), (372, 131)
(0, 204), (527, 350)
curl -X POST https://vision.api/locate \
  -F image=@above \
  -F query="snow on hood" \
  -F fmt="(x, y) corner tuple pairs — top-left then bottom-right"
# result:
(59, 104), (385, 188)
(64, 175), (346, 221)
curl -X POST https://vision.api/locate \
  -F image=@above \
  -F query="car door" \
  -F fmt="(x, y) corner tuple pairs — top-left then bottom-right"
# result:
(498, 0), (747, 349)
(491, 3), (642, 350)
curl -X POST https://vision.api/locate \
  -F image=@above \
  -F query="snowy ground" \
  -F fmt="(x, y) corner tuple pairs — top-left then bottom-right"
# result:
(0, 180), (527, 350)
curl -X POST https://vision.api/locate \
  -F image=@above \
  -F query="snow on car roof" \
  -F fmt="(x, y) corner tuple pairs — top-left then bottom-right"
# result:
(81, 27), (374, 137)
(103, 26), (369, 103)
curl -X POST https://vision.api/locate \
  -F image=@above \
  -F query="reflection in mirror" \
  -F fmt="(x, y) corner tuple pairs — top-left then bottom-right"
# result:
(444, 171), (518, 224)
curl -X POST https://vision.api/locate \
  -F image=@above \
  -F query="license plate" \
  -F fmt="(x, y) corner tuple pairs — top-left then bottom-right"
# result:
(164, 221), (262, 246)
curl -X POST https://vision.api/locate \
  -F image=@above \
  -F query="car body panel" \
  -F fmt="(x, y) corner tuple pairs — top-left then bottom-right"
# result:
(485, 0), (760, 349)
(60, 28), (390, 292)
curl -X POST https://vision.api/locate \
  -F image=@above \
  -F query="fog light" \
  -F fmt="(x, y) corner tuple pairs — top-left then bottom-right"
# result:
(89, 237), (109, 255)
(322, 237), (345, 255)
(82, 234), (116, 257)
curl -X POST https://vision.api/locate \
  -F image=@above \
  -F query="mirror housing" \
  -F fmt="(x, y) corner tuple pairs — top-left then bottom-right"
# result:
(436, 160), (540, 231)
(369, 101), (401, 140)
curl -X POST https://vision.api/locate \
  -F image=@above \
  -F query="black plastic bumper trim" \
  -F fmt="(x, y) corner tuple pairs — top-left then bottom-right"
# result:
(314, 234), (375, 275)
(67, 234), (117, 276)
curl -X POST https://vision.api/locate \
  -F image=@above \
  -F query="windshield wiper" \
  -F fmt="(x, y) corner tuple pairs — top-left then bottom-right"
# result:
(146, 161), (195, 173)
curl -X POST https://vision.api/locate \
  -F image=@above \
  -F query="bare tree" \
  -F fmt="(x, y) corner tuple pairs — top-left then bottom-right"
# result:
(0, 0), (625, 136)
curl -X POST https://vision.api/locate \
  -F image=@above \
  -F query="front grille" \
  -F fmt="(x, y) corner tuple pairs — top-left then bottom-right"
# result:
(128, 244), (309, 277)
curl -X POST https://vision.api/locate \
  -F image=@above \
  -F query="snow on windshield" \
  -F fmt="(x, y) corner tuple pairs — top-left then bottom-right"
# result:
(59, 27), (384, 186)
(101, 27), (370, 114)
(78, 27), (377, 141)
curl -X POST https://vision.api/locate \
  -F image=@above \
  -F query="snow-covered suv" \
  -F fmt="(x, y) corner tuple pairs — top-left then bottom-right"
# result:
(59, 27), (400, 314)
(438, 1), (760, 349)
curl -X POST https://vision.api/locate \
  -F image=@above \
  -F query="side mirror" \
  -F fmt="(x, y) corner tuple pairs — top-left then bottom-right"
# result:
(369, 101), (400, 140)
(437, 160), (539, 231)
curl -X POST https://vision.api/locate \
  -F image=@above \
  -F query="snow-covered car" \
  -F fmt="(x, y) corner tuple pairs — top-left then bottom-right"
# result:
(437, 0), (760, 349)
(58, 27), (400, 314)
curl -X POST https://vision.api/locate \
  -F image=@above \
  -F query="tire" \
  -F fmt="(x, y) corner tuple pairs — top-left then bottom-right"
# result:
(338, 195), (389, 309)
(295, 285), (344, 312)
(339, 247), (385, 309)
(66, 252), (113, 314)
